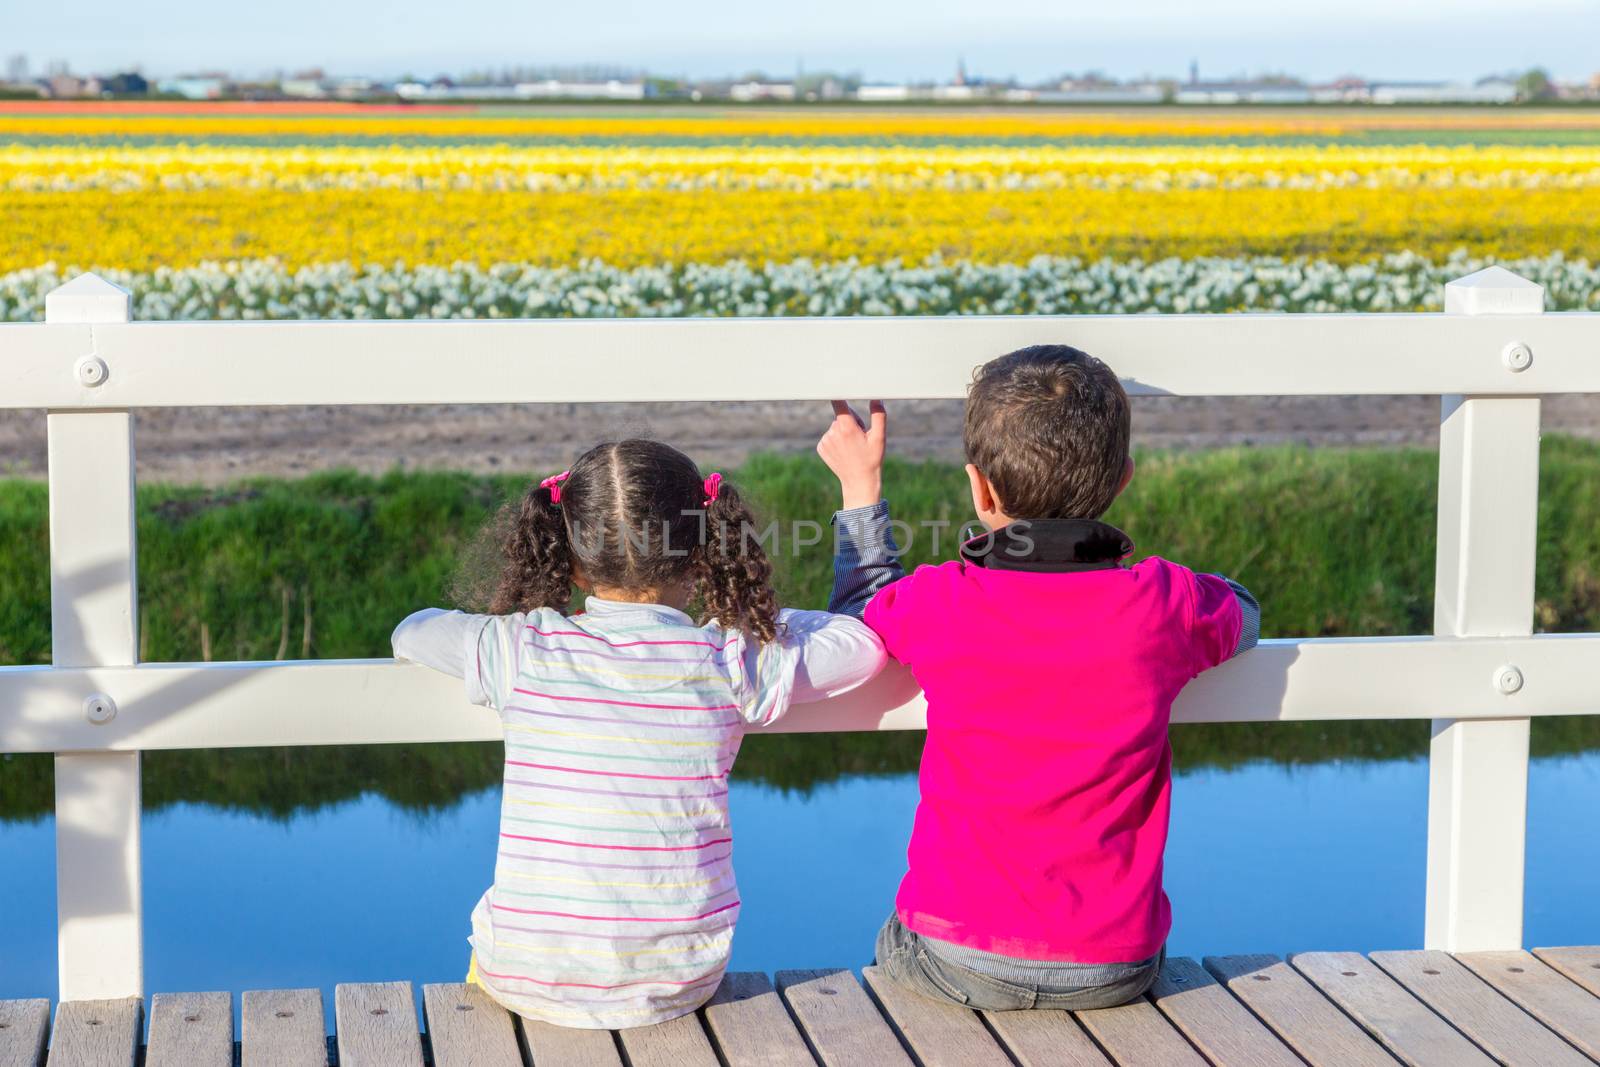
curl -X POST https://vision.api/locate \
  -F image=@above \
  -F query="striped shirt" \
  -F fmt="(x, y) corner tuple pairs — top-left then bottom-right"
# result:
(392, 597), (885, 1028)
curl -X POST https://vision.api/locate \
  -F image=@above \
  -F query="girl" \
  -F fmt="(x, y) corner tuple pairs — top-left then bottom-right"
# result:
(391, 439), (885, 1029)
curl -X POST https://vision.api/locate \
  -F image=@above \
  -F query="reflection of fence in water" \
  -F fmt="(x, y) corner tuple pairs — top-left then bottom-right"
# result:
(6, 717), (1600, 827)
(2, 267), (1598, 999)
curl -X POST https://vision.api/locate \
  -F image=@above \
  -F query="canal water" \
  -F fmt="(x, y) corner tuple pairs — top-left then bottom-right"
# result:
(2, 723), (1596, 1014)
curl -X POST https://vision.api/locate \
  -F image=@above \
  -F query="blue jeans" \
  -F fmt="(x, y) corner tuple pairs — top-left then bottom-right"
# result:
(874, 914), (1164, 1012)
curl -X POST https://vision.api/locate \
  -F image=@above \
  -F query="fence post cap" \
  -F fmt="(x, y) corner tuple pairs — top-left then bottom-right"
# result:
(1444, 266), (1545, 315)
(44, 273), (132, 324)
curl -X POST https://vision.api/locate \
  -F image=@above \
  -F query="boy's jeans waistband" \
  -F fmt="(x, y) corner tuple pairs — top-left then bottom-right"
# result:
(875, 913), (1164, 1012)
(922, 929), (1161, 985)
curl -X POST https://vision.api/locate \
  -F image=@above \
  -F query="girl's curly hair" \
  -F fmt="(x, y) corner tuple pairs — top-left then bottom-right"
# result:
(468, 439), (780, 644)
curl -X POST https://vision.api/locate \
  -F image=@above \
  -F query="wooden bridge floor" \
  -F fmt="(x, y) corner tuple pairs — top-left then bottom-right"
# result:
(4, 947), (1599, 1066)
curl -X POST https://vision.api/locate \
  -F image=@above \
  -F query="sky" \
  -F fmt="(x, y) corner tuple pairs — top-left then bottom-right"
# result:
(6, 0), (1599, 83)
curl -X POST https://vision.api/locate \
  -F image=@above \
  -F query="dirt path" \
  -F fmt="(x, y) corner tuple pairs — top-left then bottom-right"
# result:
(1, 396), (1596, 485)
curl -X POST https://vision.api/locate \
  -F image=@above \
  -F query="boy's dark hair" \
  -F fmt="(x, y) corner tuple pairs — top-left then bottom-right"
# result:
(963, 345), (1131, 520)
(468, 439), (780, 642)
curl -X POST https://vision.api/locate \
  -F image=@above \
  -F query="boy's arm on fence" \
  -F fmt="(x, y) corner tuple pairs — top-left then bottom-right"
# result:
(829, 500), (906, 618)
(1223, 577), (1261, 658)
(1191, 574), (1261, 669)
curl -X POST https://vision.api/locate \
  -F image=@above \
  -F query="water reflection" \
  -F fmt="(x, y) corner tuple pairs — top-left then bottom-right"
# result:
(2, 718), (1597, 824)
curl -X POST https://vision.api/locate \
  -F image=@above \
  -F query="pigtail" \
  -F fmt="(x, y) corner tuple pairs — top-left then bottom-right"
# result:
(696, 481), (781, 644)
(488, 482), (574, 615)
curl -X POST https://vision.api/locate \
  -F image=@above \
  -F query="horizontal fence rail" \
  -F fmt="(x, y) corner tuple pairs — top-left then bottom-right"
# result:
(1, 635), (1598, 753)
(7, 311), (1600, 409)
(3, 266), (1596, 1003)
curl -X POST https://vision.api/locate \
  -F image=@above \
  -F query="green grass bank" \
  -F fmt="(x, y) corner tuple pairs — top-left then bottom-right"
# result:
(1, 440), (1596, 821)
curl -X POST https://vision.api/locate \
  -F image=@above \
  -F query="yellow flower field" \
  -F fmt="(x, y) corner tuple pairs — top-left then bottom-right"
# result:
(11, 144), (1600, 193)
(7, 104), (1600, 278)
(6, 183), (1595, 273)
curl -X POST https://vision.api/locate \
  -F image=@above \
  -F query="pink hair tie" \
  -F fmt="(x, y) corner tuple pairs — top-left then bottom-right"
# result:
(702, 472), (723, 507)
(539, 470), (571, 505)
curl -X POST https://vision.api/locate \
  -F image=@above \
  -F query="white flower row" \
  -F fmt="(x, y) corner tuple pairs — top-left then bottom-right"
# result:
(14, 168), (1600, 194)
(3, 252), (1597, 322)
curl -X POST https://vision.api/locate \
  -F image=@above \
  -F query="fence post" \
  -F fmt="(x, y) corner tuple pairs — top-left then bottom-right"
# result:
(45, 274), (143, 1000)
(1425, 266), (1542, 952)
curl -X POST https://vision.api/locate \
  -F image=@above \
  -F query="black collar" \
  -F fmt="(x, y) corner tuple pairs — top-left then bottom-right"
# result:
(959, 518), (1133, 573)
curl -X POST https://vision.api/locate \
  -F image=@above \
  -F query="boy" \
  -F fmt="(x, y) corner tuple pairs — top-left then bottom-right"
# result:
(817, 345), (1259, 1011)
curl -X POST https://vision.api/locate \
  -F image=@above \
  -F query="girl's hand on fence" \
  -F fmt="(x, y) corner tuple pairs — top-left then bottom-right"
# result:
(818, 400), (887, 511)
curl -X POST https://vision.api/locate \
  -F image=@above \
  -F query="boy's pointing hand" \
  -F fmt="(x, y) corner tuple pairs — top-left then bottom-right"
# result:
(817, 400), (887, 511)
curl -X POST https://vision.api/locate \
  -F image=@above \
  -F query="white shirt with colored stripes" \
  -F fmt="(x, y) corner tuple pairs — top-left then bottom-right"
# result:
(392, 597), (886, 1028)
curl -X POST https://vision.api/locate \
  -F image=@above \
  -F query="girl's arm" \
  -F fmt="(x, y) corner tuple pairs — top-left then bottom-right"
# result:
(781, 608), (888, 702)
(391, 608), (525, 709)
(736, 609), (886, 727)
(391, 608), (477, 678)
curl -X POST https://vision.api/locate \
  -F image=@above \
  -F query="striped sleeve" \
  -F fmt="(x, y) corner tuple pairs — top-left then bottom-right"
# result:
(781, 609), (887, 703)
(727, 609), (887, 726)
(729, 631), (801, 727)
(466, 611), (528, 711)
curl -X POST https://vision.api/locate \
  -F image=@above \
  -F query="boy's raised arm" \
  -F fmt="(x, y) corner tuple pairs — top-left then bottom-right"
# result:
(818, 400), (905, 618)
(831, 501), (905, 618)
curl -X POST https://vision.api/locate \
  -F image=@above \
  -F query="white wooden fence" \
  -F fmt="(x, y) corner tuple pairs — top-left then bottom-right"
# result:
(2, 267), (1597, 1002)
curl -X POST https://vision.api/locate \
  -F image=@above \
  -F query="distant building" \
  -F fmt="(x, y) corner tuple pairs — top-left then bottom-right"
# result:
(1033, 83), (1165, 104)
(396, 79), (646, 101)
(521, 79), (646, 100)
(279, 78), (328, 99)
(101, 72), (149, 96)
(728, 81), (796, 102)
(1311, 77), (1371, 103)
(157, 76), (227, 100)
(1367, 79), (1515, 104)
(45, 73), (93, 98)
(1176, 81), (1311, 104)
(332, 77), (379, 100)
(855, 84), (911, 102)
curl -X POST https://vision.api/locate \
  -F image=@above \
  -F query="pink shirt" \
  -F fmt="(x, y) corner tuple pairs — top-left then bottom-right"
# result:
(866, 556), (1242, 963)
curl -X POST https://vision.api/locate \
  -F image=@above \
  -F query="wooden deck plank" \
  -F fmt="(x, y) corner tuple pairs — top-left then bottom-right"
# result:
(1371, 950), (1591, 1067)
(979, 1010), (1113, 1067)
(702, 972), (815, 1067)
(145, 992), (232, 1067)
(775, 969), (913, 1067)
(860, 965), (1015, 1067)
(614, 1012), (720, 1067)
(334, 982), (424, 1067)
(0, 1000), (50, 1067)
(1147, 956), (1303, 1066)
(1205, 955), (1398, 1066)
(1074, 997), (1208, 1067)
(1534, 947), (1600, 999)
(517, 1016), (623, 1067)
(421, 984), (522, 1067)
(241, 989), (328, 1067)
(1291, 952), (1494, 1067)
(1457, 950), (1600, 1061)
(44, 998), (141, 1067)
